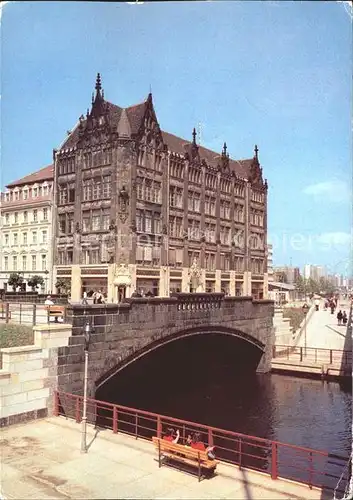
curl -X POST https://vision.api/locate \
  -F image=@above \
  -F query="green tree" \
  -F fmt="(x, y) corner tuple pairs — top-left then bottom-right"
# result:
(55, 278), (70, 294)
(27, 275), (45, 292)
(7, 272), (24, 292)
(294, 275), (306, 295)
(306, 277), (320, 295)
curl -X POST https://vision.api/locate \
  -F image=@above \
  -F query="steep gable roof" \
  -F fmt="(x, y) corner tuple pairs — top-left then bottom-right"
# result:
(6, 164), (54, 188)
(161, 131), (253, 178)
(59, 84), (255, 180)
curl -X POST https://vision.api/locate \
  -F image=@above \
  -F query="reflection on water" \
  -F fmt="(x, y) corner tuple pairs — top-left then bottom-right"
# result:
(97, 333), (352, 485)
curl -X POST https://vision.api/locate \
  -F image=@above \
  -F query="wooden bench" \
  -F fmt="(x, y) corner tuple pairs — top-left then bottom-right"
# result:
(152, 436), (218, 481)
(46, 306), (65, 322)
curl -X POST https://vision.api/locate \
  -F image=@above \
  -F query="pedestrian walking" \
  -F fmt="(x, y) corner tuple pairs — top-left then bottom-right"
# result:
(337, 310), (343, 326)
(342, 311), (348, 326)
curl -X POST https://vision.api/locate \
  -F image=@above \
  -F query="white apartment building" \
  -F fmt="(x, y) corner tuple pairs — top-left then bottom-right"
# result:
(267, 244), (274, 283)
(0, 165), (54, 293)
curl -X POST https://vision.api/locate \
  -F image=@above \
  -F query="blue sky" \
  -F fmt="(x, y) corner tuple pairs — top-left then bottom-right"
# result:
(1, 1), (352, 274)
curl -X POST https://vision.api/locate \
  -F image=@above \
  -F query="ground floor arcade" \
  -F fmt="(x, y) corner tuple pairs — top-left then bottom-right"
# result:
(54, 263), (268, 303)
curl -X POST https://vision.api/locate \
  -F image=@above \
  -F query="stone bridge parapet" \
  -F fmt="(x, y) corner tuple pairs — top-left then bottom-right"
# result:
(60, 293), (274, 397)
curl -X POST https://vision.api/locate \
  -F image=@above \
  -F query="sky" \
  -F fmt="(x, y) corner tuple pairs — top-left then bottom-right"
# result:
(1, 1), (352, 275)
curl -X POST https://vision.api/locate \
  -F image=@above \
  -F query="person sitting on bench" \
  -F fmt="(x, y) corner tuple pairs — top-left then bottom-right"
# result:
(163, 428), (180, 444)
(191, 432), (216, 459)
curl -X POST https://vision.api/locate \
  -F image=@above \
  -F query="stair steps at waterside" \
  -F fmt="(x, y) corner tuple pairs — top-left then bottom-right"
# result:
(273, 308), (294, 344)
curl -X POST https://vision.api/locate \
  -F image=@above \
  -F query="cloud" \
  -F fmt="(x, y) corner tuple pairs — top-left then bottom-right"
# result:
(303, 180), (350, 203)
(316, 231), (352, 246)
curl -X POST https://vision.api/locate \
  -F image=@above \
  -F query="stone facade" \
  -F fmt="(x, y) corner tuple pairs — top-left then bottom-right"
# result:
(57, 294), (274, 400)
(0, 165), (54, 293)
(0, 324), (72, 427)
(54, 74), (269, 303)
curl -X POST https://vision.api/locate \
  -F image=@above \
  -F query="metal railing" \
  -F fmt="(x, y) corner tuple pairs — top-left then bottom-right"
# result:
(0, 302), (69, 326)
(54, 390), (349, 494)
(273, 345), (352, 367)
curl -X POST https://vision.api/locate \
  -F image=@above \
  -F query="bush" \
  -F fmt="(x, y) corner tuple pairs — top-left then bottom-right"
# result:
(0, 324), (34, 369)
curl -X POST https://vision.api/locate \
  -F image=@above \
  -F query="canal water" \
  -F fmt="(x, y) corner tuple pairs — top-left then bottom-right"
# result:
(96, 333), (352, 488)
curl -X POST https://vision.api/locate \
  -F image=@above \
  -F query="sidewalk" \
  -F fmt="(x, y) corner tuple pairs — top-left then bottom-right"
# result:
(296, 300), (351, 350)
(1, 417), (332, 499)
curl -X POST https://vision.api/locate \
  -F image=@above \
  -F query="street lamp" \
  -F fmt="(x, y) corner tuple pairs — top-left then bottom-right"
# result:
(302, 302), (309, 357)
(44, 270), (49, 294)
(81, 321), (91, 453)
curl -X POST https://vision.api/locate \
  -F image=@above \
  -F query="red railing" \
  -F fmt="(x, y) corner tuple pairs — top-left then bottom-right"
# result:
(54, 390), (349, 493)
(273, 345), (352, 367)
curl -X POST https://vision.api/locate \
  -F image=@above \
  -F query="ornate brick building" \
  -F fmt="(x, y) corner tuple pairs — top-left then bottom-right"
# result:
(54, 74), (268, 302)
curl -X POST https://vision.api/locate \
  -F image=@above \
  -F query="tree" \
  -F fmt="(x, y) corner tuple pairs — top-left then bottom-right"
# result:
(27, 275), (45, 292)
(55, 278), (70, 294)
(306, 277), (320, 295)
(7, 272), (24, 292)
(294, 275), (306, 296)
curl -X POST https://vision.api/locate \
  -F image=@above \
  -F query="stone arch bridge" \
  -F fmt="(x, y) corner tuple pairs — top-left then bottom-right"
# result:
(58, 293), (274, 398)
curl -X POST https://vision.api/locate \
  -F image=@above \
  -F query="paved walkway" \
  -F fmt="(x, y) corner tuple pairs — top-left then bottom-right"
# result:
(1, 417), (332, 500)
(296, 299), (351, 350)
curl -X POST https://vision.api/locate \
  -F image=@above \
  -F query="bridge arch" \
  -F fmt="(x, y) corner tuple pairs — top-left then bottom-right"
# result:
(95, 325), (265, 391)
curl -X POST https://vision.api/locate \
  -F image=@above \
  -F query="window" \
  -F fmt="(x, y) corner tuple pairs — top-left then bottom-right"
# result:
(33, 187), (38, 198)
(82, 212), (90, 232)
(102, 175), (111, 198)
(42, 230), (47, 244)
(188, 219), (200, 240)
(170, 186), (183, 208)
(102, 212), (110, 230)
(13, 233), (18, 245)
(43, 208), (48, 221)
(188, 191), (200, 212)
(32, 255), (36, 271)
(23, 190), (28, 200)
(4, 234), (9, 246)
(41, 254), (47, 271)
(68, 185), (75, 203)
(23, 211), (28, 223)
(154, 214), (161, 234)
(13, 256), (17, 271)
(136, 209), (143, 232)
(205, 223), (216, 243)
(145, 211), (152, 233)
(67, 214), (74, 233)
(14, 212), (18, 223)
(205, 252), (216, 271)
(23, 232), (27, 245)
(4, 256), (8, 271)
(5, 214), (9, 224)
(14, 191), (20, 201)
(42, 185), (48, 196)
(33, 210), (38, 222)
(59, 214), (66, 234)
(59, 186), (67, 204)
(22, 255), (27, 271)
(32, 231), (37, 244)
(92, 211), (100, 230)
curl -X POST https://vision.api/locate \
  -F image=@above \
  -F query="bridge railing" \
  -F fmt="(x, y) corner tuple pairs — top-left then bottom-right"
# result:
(54, 390), (348, 494)
(273, 345), (352, 367)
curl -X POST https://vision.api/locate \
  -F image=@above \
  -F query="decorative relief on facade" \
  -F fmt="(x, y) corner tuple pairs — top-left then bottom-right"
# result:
(113, 263), (132, 287)
(118, 186), (129, 223)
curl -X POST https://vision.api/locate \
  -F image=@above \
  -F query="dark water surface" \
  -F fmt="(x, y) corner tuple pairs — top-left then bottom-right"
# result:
(97, 334), (352, 486)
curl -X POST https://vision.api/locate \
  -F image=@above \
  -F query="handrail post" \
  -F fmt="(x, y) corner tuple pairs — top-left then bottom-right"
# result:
(135, 414), (138, 439)
(314, 349), (317, 364)
(330, 349), (333, 365)
(272, 345), (276, 358)
(75, 397), (81, 423)
(19, 303), (22, 324)
(5, 303), (10, 323)
(113, 406), (118, 433)
(33, 303), (37, 326)
(300, 347), (303, 362)
(309, 451), (313, 489)
(271, 442), (278, 479)
(157, 415), (162, 438)
(53, 390), (59, 416)
(208, 428), (214, 447)
(239, 438), (242, 469)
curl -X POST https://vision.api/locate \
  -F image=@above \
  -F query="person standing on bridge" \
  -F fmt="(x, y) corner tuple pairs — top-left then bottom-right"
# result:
(342, 311), (348, 326)
(337, 310), (343, 326)
(314, 298), (320, 311)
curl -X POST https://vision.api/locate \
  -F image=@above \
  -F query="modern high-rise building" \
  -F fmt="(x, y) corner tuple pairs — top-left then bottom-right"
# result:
(53, 74), (269, 302)
(0, 165), (54, 292)
(303, 264), (327, 282)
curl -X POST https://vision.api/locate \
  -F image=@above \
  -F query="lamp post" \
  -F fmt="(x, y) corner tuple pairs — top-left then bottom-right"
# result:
(302, 302), (309, 357)
(81, 321), (91, 453)
(44, 270), (49, 294)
